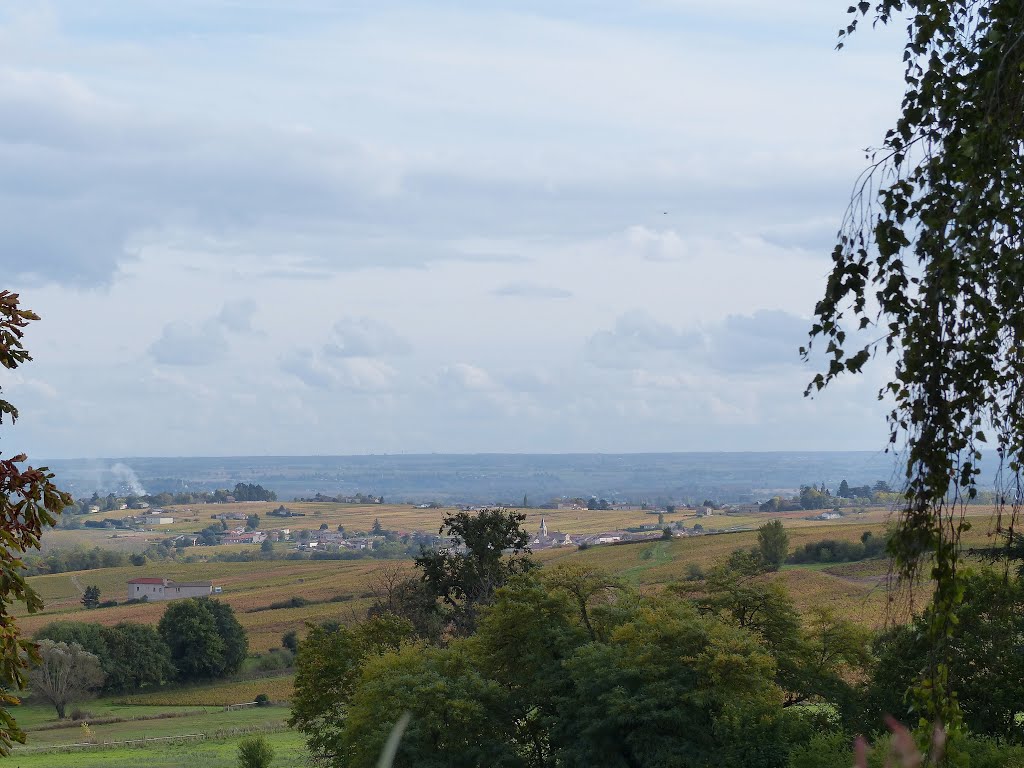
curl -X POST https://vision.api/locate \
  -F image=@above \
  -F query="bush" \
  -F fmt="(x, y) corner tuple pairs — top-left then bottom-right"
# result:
(254, 693), (270, 707)
(253, 649), (294, 672)
(237, 734), (274, 768)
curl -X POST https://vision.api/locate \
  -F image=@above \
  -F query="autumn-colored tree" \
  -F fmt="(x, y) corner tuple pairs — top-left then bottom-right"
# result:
(0, 291), (72, 749)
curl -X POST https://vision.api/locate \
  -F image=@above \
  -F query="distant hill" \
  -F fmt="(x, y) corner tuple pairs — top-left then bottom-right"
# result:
(40, 451), (912, 505)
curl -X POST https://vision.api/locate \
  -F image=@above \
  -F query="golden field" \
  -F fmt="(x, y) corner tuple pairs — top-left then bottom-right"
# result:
(22, 503), (1006, 651)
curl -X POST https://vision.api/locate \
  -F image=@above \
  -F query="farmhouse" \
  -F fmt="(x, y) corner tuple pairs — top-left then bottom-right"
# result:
(142, 514), (174, 525)
(127, 577), (213, 601)
(222, 530), (267, 545)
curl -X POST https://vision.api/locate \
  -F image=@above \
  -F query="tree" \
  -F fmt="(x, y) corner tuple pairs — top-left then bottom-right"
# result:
(281, 630), (298, 652)
(157, 598), (247, 681)
(34, 622), (110, 671)
(339, 643), (516, 768)
(260, 539), (274, 554)
(838, 480), (851, 498)
(552, 601), (782, 768)
(289, 615), (413, 765)
(101, 623), (174, 693)
(371, 518), (384, 535)
(246, 514), (260, 531)
(81, 586), (101, 610)
(237, 735), (275, 768)
(757, 520), (790, 571)
(415, 508), (535, 634)
(28, 641), (105, 719)
(804, 0), (1024, 727)
(661, 527), (672, 540)
(0, 292), (72, 749)
(865, 571), (1024, 742)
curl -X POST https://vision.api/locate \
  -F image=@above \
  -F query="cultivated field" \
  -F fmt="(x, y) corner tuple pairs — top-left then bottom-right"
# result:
(14, 502), (1008, 766)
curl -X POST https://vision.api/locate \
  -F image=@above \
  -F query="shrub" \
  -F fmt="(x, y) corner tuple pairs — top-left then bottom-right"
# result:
(254, 693), (270, 707)
(237, 734), (274, 768)
(253, 650), (293, 672)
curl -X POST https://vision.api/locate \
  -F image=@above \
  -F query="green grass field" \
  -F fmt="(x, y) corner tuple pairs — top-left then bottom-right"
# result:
(10, 701), (303, 766)
(14, 728), (308, 768)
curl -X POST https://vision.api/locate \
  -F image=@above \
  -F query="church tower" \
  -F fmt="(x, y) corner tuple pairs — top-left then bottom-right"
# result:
(539, 517), (548, 537)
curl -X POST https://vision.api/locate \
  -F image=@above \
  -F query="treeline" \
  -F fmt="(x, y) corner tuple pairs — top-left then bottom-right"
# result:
(289, 509), (1024, 768)
(22, 546), (161, 576)
(788, 531), (888, 565)
(295, 492), (384, 504)
(32, 598), (247, 717)
(760, 481), (895, 512)
(65, 482), (277, 514)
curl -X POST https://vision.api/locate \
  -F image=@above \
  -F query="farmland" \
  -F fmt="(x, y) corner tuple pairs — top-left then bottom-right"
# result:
(12, 501), (1007, 766)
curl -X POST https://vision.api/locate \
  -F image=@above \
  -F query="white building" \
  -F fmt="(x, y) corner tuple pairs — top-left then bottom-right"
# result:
(127, 577), (213, 601)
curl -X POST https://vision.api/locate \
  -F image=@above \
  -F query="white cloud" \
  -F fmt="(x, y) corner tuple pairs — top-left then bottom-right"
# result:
(324, 316), (411, 358)
(0, 1), (906, 456)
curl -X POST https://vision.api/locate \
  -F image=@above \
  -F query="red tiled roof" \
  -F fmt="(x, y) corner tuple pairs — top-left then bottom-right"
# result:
(127, 577), (165, 584)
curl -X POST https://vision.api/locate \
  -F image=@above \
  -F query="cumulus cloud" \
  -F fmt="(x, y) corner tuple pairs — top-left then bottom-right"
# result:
(586, 309), (810, 373)
(438, 363), (497, 392)
(148, 300), (259, 366)
(280, 348), (396, 391)
(585, 310), (699, 369)
(216, 299), (259, 333)
(324, 317), (411, 358)
(624, 226), (688, 262)
(148, 321), (228, 366)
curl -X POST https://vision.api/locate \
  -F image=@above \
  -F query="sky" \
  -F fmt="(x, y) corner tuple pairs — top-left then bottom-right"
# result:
(0, 1), (909, 458)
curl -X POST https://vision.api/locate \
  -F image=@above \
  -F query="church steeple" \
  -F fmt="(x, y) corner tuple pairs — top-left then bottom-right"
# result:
(539, 517), (548, 537)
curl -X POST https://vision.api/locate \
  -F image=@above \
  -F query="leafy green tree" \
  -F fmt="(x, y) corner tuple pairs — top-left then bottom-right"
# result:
(34, 622), (110, 669)
(28, 641), (105, 719)
(804, 0), (1024, 726)
(371, 518), (384, 535)
(101, 623), (174, 692)
(838, 480), (851, 498)
(80, 585), (101, 609)
(471, 574), (585, 767)
(289, 614), (413, 765)
(798, 485), (830, 511)
(0, 291), (72, 749)
(157, 598), (247, 681)
(207, 599), (248, 676)
(246, 514), (260, 531)
(551, 600), (781, 768)
(415, 508), (535, 634)
(757, 520), (789, 570)
(865, 571), (1024, 741)
(339, 643), (517, 768)
(237, 734), (275, 768)
(260, 539), (274, 554)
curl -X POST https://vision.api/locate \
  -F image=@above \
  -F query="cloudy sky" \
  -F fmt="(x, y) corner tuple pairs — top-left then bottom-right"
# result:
(0, 1), (907, 458)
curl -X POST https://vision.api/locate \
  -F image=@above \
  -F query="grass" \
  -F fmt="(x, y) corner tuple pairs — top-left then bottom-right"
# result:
(12, 727), (309, 767)
(113, 675), (296, 707)
(11, 700), (297, 763)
